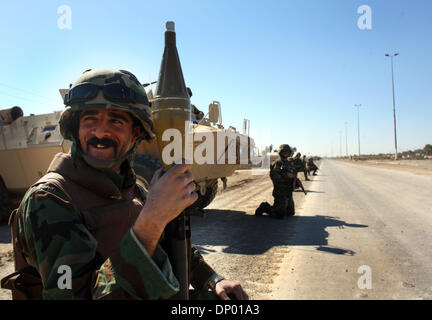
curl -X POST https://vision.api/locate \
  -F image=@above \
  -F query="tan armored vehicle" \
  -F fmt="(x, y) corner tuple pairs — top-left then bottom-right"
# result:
(135, 86), (255, 210)
(0, 96), (254, 220)
(0, 106), (72, 220)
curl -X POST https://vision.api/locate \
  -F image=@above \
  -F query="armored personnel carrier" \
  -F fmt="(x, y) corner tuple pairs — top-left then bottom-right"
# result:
(135, 86), (255, 210)
(0, 97), (254, 220)
(0, 106), (72, 220)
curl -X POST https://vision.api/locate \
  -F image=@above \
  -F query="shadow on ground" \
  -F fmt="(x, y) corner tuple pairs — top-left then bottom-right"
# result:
(0, 225), (11, 243)
(191, 210), (367, 256)
(294, 190), (325, 194)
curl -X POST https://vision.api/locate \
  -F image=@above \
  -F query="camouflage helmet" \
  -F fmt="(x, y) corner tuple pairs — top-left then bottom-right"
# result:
(278, 144), (292, 154)
(59, 68), (155, 143)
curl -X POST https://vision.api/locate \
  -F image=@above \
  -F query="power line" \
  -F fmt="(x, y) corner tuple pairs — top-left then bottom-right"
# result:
(0, 82), (55, 103)
(0, 89), (60, 112)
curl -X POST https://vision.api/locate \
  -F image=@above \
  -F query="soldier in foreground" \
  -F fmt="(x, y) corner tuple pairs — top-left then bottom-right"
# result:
(1, 69), (248, 300)
(255, 144), (297, 218)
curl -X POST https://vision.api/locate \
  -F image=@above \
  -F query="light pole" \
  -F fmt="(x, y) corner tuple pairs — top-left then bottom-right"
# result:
(385, 53), (399, 160)
(345, 121), (348, 157)
(354, 104), (362, 158)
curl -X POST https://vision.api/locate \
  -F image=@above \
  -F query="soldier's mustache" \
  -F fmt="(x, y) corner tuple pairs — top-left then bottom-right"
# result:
(86, 137), (118, 153)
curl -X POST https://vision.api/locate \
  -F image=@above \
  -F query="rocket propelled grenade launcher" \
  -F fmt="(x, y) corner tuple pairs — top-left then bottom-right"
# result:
(152, 21), (191, 300)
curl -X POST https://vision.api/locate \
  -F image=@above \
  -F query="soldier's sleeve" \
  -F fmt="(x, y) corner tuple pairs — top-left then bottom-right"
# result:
(18, 184), (179, 300)
(270, 161), (284, 183)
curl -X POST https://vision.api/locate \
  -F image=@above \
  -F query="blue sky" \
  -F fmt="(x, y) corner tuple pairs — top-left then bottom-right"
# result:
(0, 0), (431, 157)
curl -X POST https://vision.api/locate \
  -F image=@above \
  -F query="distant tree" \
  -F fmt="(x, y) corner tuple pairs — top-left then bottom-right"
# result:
(424, 144), (432, 155)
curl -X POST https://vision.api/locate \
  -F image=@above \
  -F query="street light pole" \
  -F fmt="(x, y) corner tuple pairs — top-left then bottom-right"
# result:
(345, 121), (348, 157)
(354, 104), (362, 158)
(385, 53), (399, 160)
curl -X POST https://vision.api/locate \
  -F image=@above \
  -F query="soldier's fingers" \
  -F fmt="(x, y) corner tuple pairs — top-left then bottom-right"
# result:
(229, 285), (246, 300)
(171, 163), (193, 175)
(186, 181), (196, 194)
(217, 290), (230, 301)
(243, 291), (249, 300)
(238, 287), (249, 300)
(190, 191), (198, 203)
(182, 171), (194, 185)
(150, 168), (163, 185)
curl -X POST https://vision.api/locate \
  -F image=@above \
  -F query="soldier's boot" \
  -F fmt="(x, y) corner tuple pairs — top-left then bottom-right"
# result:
(269, 205), (285, 220)
(255, 202), (272, 216)
(304, 170), (310, 181)
(287, 198), (295, 216)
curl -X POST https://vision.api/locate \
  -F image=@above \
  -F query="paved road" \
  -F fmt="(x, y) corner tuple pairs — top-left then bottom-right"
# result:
(270, 159), (432, 299)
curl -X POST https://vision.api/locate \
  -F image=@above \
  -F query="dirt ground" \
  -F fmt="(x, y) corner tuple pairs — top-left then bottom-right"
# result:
(0, 224), (13, 300)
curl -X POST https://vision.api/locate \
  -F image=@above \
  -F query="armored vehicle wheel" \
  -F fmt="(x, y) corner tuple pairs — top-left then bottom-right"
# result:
(0, 177), (10, 222)
(192, 183), (218, 209)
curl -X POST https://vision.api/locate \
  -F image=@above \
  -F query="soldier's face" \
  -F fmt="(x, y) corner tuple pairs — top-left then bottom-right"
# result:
(78, 108), (140, 168)
(280, 150), (290, 159)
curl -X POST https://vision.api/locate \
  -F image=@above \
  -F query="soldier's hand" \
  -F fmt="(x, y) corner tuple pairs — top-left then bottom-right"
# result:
(146, 164), (198, 221)
(133, 164), (198, 255)
(215, 280), (249, 300)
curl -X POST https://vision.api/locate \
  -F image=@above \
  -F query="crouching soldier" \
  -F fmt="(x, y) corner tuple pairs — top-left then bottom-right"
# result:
(255, 144), (297, 219)
(293, 152), (309, 181)
(307, 157), (319, 176)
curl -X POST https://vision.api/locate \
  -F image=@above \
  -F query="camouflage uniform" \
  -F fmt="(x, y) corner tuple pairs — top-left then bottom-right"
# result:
(270, 158), (296, 218)
(307, 158), (318, 175)
(255, 145), (296, 218)
(293, 153), (309, 181)
(1, 69), (219, 300)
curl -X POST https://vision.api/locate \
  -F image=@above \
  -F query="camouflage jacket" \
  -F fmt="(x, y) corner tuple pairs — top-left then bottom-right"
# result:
(270, 159), (297, 192)
(12, 152), (215, 299)
(293, 158), (305, 171)
(307, 159), (318, 170)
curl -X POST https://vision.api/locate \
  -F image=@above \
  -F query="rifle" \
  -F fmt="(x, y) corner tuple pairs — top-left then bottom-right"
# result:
(295, 178), (307, 195)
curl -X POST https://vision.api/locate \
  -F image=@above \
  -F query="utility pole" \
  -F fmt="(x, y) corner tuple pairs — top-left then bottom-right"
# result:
(385, 53), (399, 160)
(354, 104), (362, 158)
(345, 121), (348, 157)
(338, 130), (342, 158)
